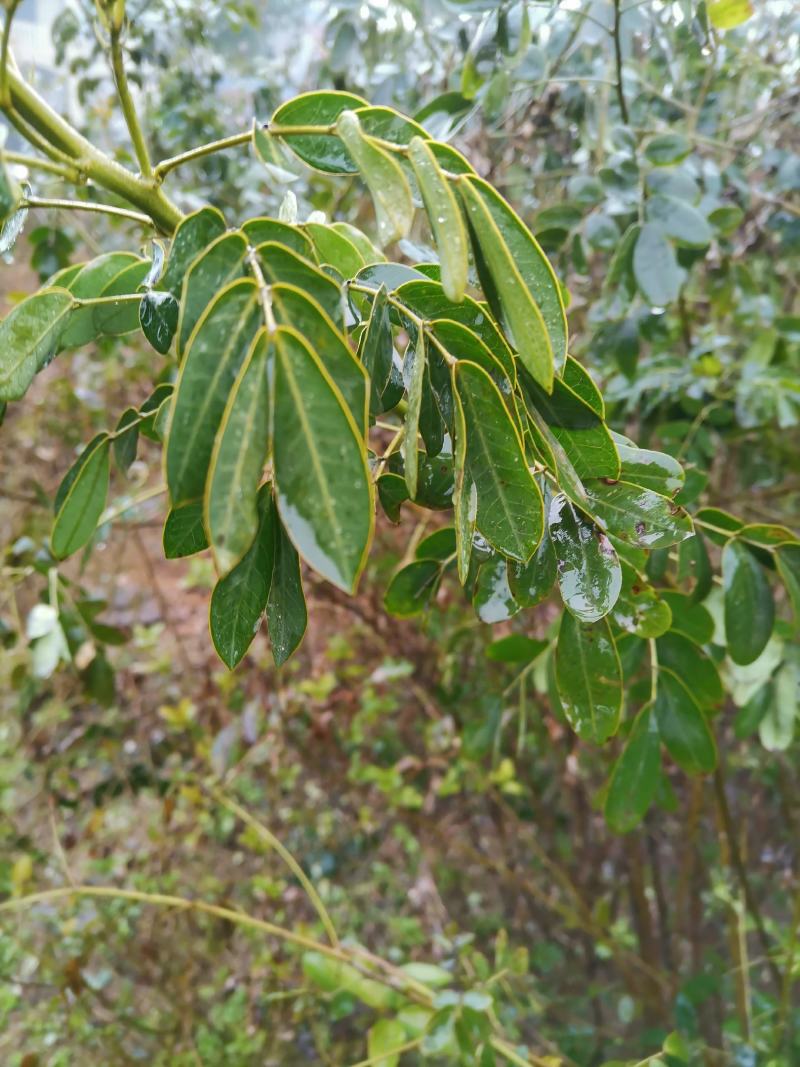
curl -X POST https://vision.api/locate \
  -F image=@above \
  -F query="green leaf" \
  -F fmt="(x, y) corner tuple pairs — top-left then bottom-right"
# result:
(258, 242), (344, 326)
(584, 480), (693, 549)
(358, 285), (394, 415)
(605, 705), (661, 833)
(408, 136), (468, 303)
(242, 217), (316, 259)
(61, 252), (141, 349)
(140, 290), (179, 354)
(272, 283), (367, 432)
(613, 436), (684, 495)
(454, 360), (543, 562)
(210, 485), (275, 669)
(562, 357), (604, 418)
(549, 494), (622, 622)
(267, 511), (307, 666)
(272, 326), (373, 592)
(644, 133), (692, 166)
(707, 0), (753, 30)
(205, 330), (271, 575)
(113, 407), (139, 474)
(336, 110), (413, 246)
(459, 174), (566, 390)
(520, 367), (620, 480)
(166, 279), (261, 506)
(776, 544), (800, 627)
(723, 540), (775, 665)
(163, 500), (208, 559)
(758, 664), (797, 751)
(160, 206), (227, 296)
(92, 259), (149, 336)
(646, 194), (711, 248)
(385, 559), (441, 617)
(473, 555), (520, 623)
(507, 523), (556, 607)
(555, 613), (622, 743)
(403, 330), (426, 498)
(395, 279), (515, 380)
(377, 472), (408, 523)
(633, 223), (682, 306)
(654, 669), (717, 773)
(0, 287), (74, 401)
(612, 562), (672, 639)
(304, 221), (365, 278)
(367, 1019), (406, 1067)
(486, 634), (546, 663)
(51, 435), (110, 559)
(176, 231), (247, 355)
(657, 632), (724, 708)
(271, 90), (369, 173)
(452, 385), (475, 584)
(660, 591), (714, 645)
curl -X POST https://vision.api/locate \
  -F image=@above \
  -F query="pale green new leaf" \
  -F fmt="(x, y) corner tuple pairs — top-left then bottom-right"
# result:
(408, 136), (468, 302)
(336, 110), (413, 246)
(0, 288), (74, 401)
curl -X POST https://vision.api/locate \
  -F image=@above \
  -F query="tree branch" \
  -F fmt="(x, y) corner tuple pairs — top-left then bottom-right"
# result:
(22, 195), (155, 226)
(612, 0), (630, 125)
(108, 23), (153, 177)
(153, 130), (252, 182)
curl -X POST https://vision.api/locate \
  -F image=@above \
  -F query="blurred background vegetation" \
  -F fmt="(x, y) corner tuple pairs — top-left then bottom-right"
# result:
(1, 1), (798, 1064)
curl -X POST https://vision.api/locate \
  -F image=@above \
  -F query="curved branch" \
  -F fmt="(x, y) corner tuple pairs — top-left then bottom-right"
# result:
(22, 195), (155, 226)
(108, 24), (153, 177)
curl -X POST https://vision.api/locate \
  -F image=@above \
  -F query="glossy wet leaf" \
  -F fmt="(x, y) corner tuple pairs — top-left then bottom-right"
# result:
(562, 357), (604, 418)
(459, 174), (567, 383)
(336, 110), (413, 246)
(507, 525), (556, 608)
(612, 563), (672, 638)
(272, 326), (373, 593)
(654, 669), (717, 773)
(271, 90), (368, 173)
(605, 705), (661, 833)
(166, 279), (261, 506)
(385, 559), (441, 617)
(205, 331), (271, 575)
(723, 540), (775, 665)
(555, 613), (622, 743)
(614, 437), (684, 496)
(140, 290), (179, 354)
(520, 367), (619, 480)
(473, 554), (520, 623)
(163, 500), (208, 559)
(177, 231), (248, 355)
(377, 472), (409, 523)
(160, 206), (227, 295)
(584, 480), (693, 549)
(454, 360), (543, 562)
(272, 283), (367, 431)
(210, 486), (275, 669)
(549, 494), (621, 622)
(403, 330), (426, 498)
(657, 632), (724, 708)
(51, 435), (110, 559)
(0, 287), (74, 401)
(633, 223), (682, 306)
(267, 511), (307, 666)
(408, 136), (468, 302)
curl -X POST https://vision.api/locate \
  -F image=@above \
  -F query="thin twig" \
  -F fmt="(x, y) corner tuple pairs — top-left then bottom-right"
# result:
(154, 130), (253, 182)
(108, 24), (153, 177)
(612, 0), (630, 124)
(22, 195), (154, 226)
